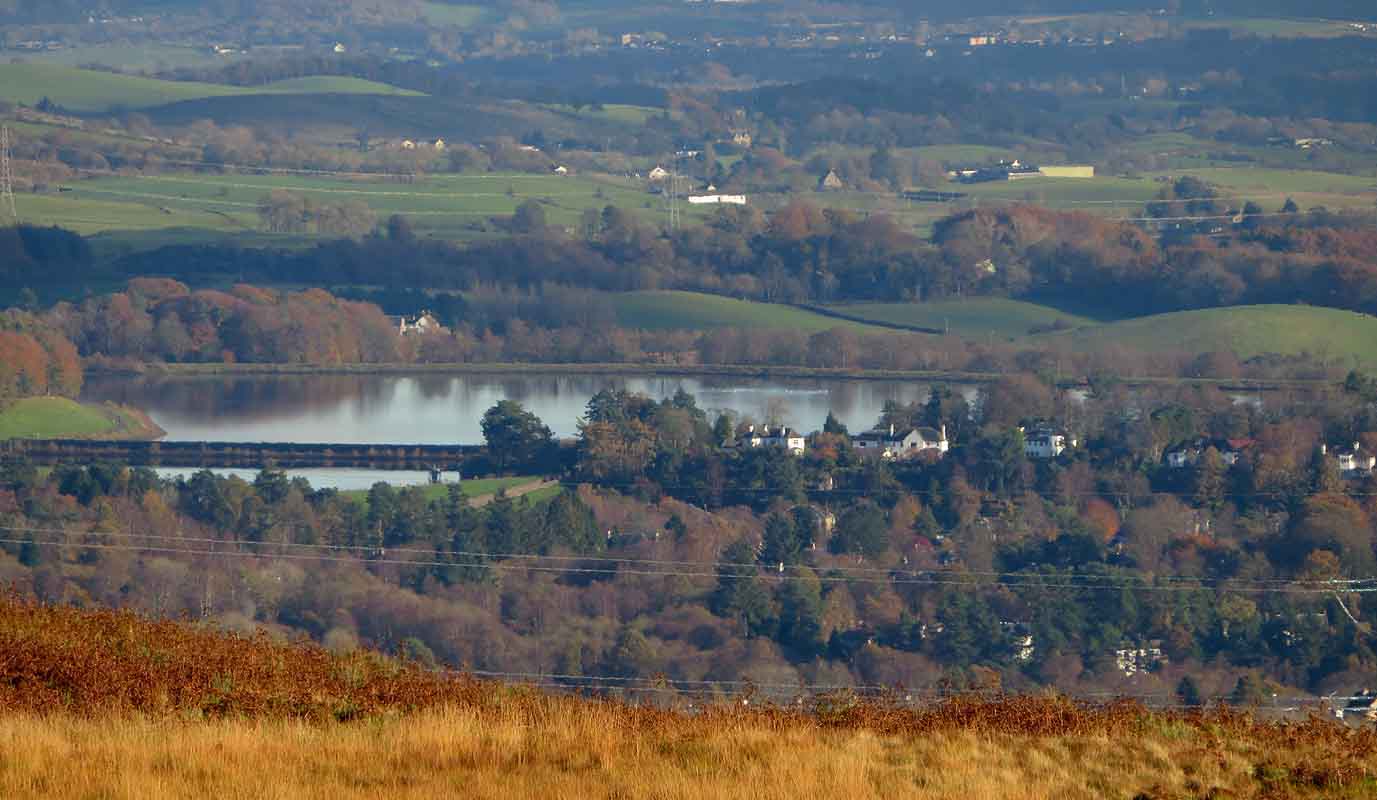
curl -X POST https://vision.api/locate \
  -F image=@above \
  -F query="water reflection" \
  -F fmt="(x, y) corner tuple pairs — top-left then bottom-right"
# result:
(83, 372), (975, 445)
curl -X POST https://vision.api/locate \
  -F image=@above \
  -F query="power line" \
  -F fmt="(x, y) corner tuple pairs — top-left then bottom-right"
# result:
(0, 125), (17, 223)
(4, 531), (1372, 595)
(3, 523), (1367, 590)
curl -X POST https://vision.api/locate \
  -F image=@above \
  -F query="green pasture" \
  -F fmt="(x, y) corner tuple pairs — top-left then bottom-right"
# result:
(1150, 167), (1377, 207)
(1042, 305), (1377, 367)
(15, 43), (233, 71)
(912, 144), (1019, 165)
(829, 298), (1103, 340)
(0, 397), (118, 440)
(544, 103), (662, 125)
(23, 170), (690, 247)
(613, 291), (886, 333)
(340, 476), (540, 507)
(0, 64), (419, 113)
(1180, 16), (1369, 37)
(420, 2), (490, 27)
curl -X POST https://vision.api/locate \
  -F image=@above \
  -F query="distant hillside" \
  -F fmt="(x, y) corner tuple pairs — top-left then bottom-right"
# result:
(829, 299), (1104, 339)
(0, 64), (419, 113)
(614, 291), (887, 333)
(1043, 304), (1377, 366)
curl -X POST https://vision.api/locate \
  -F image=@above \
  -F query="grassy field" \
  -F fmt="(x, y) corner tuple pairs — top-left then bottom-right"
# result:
(339, 476), (540, 506)
(1180, 16), (1375, 37)
(613, 291), (887, 333)
(1044, 304), (1377, 367)
(16, 43), (236, 71)
(0, 64), (418, 113)
(830, 298), (1104, 339)
(2, 596), (1375, 800)
(419, 1), (490, 27)
(19, 170), (681, 247)
(0, 396), (161, 440)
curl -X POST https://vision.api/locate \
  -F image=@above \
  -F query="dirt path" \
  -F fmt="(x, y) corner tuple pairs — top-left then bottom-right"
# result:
(468, 479), (560, 508)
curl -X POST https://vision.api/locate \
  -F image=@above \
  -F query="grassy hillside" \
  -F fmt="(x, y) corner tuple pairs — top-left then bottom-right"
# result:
(0, 397), (162, 440)
(831, 298), (1103, 339)
(0, 64), (417, 113)
(26, 170), (676, 248)
(614, 291), (887, 333)
(1045, 304), (1377, 366)
(1, 597), (1375, 799)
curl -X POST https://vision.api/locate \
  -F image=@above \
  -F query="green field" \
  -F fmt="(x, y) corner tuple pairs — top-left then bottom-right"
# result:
(18, 170), (684, 248)
(1043, 305), (1377, 367)
(0, 397), (118, 440)
(420, 2), (490, 27)
(1180, 16), (1372, 37)
(340, 476), (540, 507)
(16, 43), (235, 71)
(830, 298), (1103, 339)
(0, 64), (419, 113)
(613, 291), (887, 333)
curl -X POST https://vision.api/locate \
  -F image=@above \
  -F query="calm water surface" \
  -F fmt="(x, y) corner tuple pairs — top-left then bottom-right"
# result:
(83, 372), (976, 445)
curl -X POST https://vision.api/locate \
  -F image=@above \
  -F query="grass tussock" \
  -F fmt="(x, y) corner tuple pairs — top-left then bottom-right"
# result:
(1, 596), (1376, 799)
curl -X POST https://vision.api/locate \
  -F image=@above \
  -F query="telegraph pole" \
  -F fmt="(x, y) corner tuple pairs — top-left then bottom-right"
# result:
(0, 125), (17, 224)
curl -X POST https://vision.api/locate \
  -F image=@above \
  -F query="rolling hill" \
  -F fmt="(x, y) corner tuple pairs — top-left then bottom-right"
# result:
(829, 298), (1104, 339)
(613, 291), (889, 333)
(0, 64), (419, 113)
(1042, 304), (1377, 366)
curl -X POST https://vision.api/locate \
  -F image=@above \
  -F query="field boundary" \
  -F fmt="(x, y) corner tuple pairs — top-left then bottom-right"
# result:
(791, 303), (945, 334)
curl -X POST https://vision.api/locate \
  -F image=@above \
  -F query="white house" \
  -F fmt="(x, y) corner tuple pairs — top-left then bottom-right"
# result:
(433, 138), (446, 150)
(741, 425), (805, 455)
(1022, 426), (1076, 459)
(553, 165), (569, 175)
(1164, 438), (1253, 469)
(1114, 641), (1167, 676)
(397, 311), (444, 336)
(647, 165), (670, 181)
(851, 424), (948, 460)
(1329, 442), (1377, 474)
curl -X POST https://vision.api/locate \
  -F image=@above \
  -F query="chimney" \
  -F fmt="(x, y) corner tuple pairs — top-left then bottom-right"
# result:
(889, 423), (895, 437)
(940, 424), (947, 441)
(1356, 441), (1362, 453)
(1321, 443), (1327, 455)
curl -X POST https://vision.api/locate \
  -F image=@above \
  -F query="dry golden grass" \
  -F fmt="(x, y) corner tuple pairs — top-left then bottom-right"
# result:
(1, 596), (1376, 799)
(3, 703), (1374, 800)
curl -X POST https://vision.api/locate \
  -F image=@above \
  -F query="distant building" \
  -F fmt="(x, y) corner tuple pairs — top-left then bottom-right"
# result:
(1022, 425), (1076, 459)
(851, 424), (948, 460)
(687, 194), (747, 205)
(1114, 641), (1167, 676)
(397, 312), (444, 336)
(731, 131), (753, 148)
(333, 42), (347, 54)
(1164, 438), (1253, 469)
(739, 425), (805, 455)
(553, 165), (569, 175)
(1327, 442), (1377, 475)
(433, 138), (446, 150)
(1038, 165), (1096, 178)
(648, 165), (670, 181)
(400, 139), (417, 150)
(818, 169), (844, 191)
